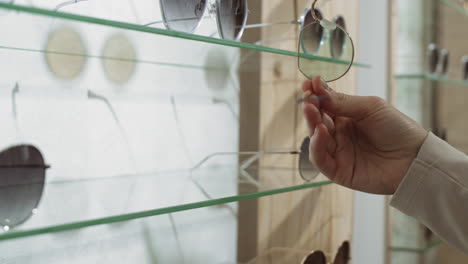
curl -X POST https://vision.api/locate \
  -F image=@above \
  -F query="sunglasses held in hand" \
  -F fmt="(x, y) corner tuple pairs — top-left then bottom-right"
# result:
(298, 0), (355, 82)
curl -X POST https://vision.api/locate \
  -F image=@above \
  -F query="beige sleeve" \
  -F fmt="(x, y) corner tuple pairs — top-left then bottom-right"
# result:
(390, 132), (468, 254)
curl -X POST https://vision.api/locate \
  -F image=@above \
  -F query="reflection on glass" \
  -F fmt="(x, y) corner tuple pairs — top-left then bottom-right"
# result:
(101, 33), (137, 84)
(45, 27), (87, 80)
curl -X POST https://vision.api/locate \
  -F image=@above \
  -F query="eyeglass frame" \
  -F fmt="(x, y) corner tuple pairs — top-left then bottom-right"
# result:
(298, 0), (355, 82)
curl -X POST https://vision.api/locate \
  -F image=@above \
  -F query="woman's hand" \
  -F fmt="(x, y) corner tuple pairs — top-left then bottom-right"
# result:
(303, 77), (428, 194)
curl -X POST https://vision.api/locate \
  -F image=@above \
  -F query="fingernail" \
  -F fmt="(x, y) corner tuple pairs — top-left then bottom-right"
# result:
(304, 90), (312, 98)
(319, 77), (331, 91)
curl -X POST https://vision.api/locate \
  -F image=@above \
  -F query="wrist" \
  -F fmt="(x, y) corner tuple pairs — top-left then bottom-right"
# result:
(390, 129), (429, 194)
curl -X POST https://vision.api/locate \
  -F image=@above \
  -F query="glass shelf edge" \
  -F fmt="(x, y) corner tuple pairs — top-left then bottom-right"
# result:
(389, 240), (443, 253)
(440, 0), (468, 18)
(0, 180), (333, 242)
(394, 73), (468, 87)
(0, 3), (370, 69)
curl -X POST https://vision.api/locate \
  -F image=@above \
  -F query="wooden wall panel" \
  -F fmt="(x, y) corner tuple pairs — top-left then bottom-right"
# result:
(251, 0), (358, 260)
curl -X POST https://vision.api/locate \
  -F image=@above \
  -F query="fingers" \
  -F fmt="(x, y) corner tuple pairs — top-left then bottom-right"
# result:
(303, 94), (336, 138)
(303, 103), (322, 136)
(309, 76), (387, 120)
(302, 80), (313, 92)
(322, 113), (335, 134)
(302, 81), (320, 108)
(310, 124), (337, 178)
(322, 113), (337, 154)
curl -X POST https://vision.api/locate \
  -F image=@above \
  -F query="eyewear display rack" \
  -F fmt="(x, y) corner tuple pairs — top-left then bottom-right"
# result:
(0, 0), (368, 263)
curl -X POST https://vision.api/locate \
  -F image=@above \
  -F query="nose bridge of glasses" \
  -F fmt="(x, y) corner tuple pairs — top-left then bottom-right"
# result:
(206, 1), (217, 17)
(320, 19), (337, 30)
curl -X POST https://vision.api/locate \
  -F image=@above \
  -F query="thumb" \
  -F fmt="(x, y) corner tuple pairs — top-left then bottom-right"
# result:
(312, 77), (385, 120)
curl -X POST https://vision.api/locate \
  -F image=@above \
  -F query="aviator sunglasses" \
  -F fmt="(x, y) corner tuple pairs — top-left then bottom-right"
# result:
(0, 144), (49, 230)
(302, 241), (351, 264)
(298, 0), (355, 82)
(427, 43), (449, 77)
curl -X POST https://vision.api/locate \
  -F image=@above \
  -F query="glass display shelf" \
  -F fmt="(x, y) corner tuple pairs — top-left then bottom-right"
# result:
(390, 240), (443, 253)
(1, 188), (339, 264)
(395, 74), (468, 87)
(0, 162), (333, 241)
(440, 0), (468, 18)
(0, 2), (370, 73)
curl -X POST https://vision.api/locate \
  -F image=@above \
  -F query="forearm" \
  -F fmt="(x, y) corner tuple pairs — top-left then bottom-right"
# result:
(391, 133), (468, 254)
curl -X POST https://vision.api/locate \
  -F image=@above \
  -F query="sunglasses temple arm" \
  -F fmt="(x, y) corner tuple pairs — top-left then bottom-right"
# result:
(143, 20), (164, 27)
(11, 82), (22, 139)
(144, 16), (211, 27)
(54, 0), (87, 12)
(243, 20), (299, 29)
(311, 0), (320, 21)
(87, 90), (138, 169)
(11, 82), (19, 121)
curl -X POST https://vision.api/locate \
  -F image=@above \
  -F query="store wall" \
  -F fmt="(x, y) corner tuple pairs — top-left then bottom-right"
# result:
(0, 0), (239, 263)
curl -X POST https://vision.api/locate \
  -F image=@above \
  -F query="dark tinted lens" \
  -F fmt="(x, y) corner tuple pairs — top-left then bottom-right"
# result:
(160, 0), (207, 33)
(302, 251), (326, 264)
(300, 9), (323, 54)
(216, 0), (247, 41)
(0, 145), (46, 228)
(462, 56), (468, 81)
(427, 43), (439, 74)
(299, 137), (320, 181)
(333, 241), (351, 264)
(331, 16), (346, 58)
(440, 49), (449, 76)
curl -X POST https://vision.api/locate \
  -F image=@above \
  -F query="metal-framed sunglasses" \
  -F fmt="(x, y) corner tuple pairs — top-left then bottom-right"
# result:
(298, 0), (355, 82)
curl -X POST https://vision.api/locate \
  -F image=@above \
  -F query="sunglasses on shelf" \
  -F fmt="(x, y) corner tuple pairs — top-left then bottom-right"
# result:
(157, 0), (248, 41)
(0, 144), (49, 230)
(191, 136), (320, 187)
(301, 241), (351, 264)
(427, 43), (449, 77)
(3, 83), (50, 230)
